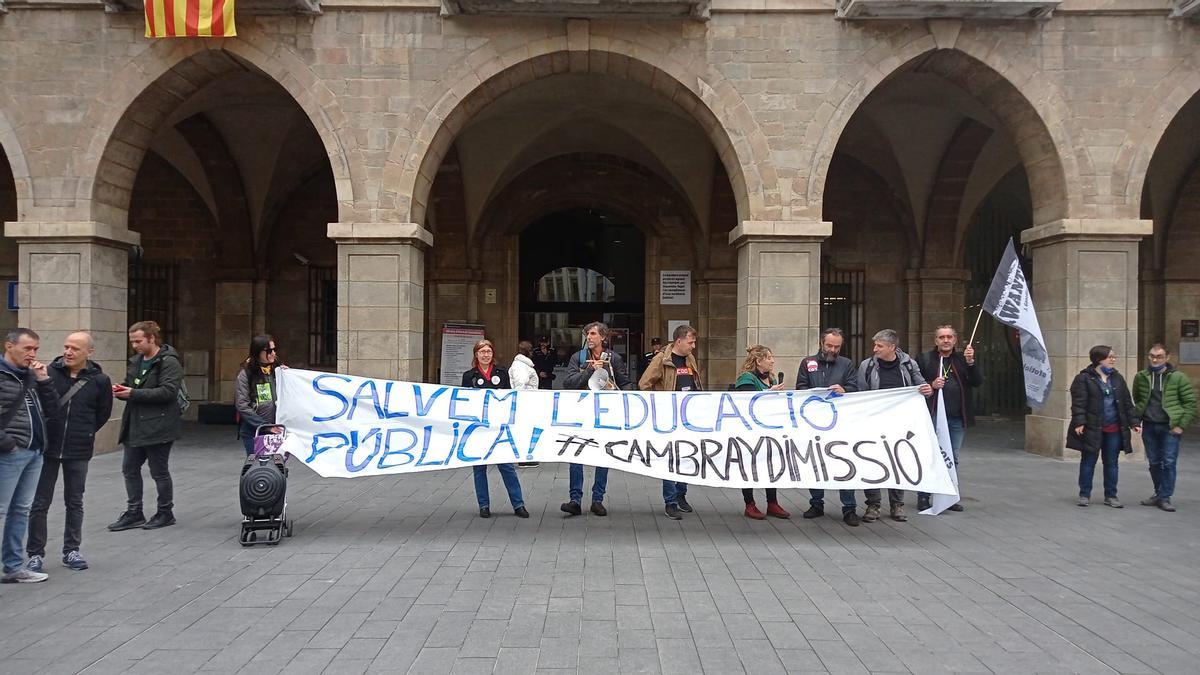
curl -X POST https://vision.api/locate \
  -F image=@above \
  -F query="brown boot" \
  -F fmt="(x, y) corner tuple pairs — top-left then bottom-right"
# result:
(890, 503), (907, 522)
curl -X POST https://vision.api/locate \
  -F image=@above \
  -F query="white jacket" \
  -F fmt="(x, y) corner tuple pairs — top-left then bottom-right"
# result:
(509, 354), (539, 391)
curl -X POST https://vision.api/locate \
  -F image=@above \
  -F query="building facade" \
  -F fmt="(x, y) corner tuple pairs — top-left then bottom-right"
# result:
(1, 0), (1197, 456)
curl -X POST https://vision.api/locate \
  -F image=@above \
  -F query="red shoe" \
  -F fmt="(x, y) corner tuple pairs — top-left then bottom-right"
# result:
(766, 502), (791, 519)
(744, 502), (766, 520)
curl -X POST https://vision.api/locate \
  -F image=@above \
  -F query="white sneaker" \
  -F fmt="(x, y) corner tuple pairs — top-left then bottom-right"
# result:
(1, 568), (48, 583)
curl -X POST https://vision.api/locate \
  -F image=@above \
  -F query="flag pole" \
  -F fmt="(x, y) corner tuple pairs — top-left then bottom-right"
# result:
(967, 306), (985, 346)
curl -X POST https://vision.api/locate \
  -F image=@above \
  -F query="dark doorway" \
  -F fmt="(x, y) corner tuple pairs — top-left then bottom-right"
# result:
(964, 168), (1032, 417)
(518, 209), (645, 371)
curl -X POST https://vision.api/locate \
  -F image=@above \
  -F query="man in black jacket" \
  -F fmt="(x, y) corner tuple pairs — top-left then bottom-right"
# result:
(915, 325), (983, 512)
(796, 328), (862, 526)
(109, 320), (184, 532)
(0, 328), (57, 583)
(26, 332), (112, 572)
(560, 321), (632, 517)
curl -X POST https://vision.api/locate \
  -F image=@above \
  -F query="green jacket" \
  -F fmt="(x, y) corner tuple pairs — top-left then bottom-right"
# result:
(1132, 364), (1198, 429)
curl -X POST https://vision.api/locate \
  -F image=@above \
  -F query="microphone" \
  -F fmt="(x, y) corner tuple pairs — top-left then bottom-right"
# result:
(776, 372), (785, 387)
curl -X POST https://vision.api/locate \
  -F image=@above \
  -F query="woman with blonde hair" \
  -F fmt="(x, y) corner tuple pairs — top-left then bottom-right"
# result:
(733, 345), (789, 520)
(461, 339), (529, 518)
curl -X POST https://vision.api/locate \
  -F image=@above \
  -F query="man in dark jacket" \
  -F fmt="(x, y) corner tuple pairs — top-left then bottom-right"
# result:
(856, 329), (933, 523)
(1132, 343), (1197, 512)
(560, 321), (632, 517)
(0, 328), (57, 583)
(532, 336), (558, 390)
(796, 328), (861, 526)
(109, 320), (184, 532)
(26, 332), (112, 572)
(915, 325), (983, 512)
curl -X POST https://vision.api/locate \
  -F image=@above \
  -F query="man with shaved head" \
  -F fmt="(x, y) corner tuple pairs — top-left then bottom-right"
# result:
(26, 332), (112, 573)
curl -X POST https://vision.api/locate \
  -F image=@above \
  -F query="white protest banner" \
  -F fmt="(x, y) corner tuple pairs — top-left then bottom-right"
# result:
(920, 382), (960, 515)
(276, 369), (957, 497)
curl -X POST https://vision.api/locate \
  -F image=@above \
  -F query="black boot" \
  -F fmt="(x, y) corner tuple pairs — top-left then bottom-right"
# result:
(142, 511), (176, 530)
(107, 510), (145, 532)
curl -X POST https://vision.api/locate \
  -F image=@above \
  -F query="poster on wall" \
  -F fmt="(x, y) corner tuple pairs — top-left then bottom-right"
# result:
(439, 323), (486, 386)
(660, 271), (691, 305)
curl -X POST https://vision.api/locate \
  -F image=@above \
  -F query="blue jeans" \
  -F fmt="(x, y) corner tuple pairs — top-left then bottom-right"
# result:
(1079, 431), (1121, 499)
(919, 416), (966, 502)
(0, 448), (43, 573)
(662, 481), (688, 506)
(472, 464), (524, 509)
(240, 421), (257, 456)
(809, 489), (858, 512)
(1141, 422), (1181, 500)
(568, 464), (608, 504)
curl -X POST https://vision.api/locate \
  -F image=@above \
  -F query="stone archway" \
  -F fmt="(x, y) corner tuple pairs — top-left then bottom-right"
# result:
(807, 42), (1077, 228)
(383, 38), (771, 227)
(80, 41), (361, 230)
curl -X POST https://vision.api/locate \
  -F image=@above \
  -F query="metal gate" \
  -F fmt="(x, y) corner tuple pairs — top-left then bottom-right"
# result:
(821, 259), (866, 364)
(127, 261), (179, 345)
(308, 266), (337, 367)
(963, 168), (1032, 417)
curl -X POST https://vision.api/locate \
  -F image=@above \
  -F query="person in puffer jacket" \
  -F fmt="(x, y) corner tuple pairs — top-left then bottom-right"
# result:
(508, 341), (541, 468)
(1132, 343), (1197, 512)
(26, 332), (112, 573)
(0, 328), (58, 583)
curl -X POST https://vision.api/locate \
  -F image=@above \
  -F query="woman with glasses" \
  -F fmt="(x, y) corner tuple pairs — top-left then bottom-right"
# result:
(1067, 345), (1139, 507)
(461, 339), (529, 519)
(234, 335), (283, 455)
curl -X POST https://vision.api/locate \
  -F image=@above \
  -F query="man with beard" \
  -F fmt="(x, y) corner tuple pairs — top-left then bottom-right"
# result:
(795, 328), (861, 526)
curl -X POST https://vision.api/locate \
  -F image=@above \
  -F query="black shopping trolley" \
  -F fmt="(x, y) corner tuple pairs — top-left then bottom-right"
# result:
(238, 425), (294, 546)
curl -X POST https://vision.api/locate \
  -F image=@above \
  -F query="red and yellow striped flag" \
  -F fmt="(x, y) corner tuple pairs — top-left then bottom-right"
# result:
(144, 0), (236, 38)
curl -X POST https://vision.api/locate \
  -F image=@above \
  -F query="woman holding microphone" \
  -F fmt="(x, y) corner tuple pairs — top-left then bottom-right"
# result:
(733, 345), (790, 520)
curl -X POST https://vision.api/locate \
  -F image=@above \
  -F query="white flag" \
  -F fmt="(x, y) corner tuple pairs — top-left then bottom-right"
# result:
(921, 374), (960, 515)
(982, 239), (1051, 408)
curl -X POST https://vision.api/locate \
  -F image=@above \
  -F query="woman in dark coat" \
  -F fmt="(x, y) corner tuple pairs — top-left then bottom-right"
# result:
(461, 339), (528, 519)
(1068, 345), (1139, 508)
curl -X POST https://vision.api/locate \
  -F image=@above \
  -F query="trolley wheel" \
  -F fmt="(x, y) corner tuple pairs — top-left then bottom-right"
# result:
(284, 520), (294, 537)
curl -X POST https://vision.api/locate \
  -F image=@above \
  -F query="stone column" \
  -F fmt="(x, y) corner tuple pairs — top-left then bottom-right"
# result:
(729, 221), (830, 377)
(1021, 219), (1151, 459)
(328, 222), (432, 381)
(5, 221), (140, 452)
(213, 279), (256, 404)
(905, 267), (971, 352)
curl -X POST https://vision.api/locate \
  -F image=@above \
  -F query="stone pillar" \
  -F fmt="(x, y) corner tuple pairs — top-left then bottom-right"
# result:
(328, 223), (432, 381)
(5, 221), (140, 452)
(729, 221), (830, 377)
(1021, 219), (1152, 459)
(905, 267), (971, 352)
(213, 279), (256, 404)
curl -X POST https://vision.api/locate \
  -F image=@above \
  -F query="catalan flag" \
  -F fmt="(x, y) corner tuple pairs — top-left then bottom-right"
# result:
(144, 0), (236, 38)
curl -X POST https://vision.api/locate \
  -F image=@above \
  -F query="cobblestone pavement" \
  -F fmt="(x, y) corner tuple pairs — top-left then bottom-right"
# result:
(2, 421), (1198, 674)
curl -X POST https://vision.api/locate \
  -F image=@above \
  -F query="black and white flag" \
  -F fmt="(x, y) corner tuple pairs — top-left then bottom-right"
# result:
(983, 239), (1050, 408)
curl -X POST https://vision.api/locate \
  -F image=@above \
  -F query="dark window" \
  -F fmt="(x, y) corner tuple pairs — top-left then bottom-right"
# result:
(308, 266), (337, 367)
(127, 261), (179, 346)
(820, 259), (865, 364)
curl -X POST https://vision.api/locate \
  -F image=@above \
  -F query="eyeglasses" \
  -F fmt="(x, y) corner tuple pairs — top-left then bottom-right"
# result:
(1148, 354), (1167, 361)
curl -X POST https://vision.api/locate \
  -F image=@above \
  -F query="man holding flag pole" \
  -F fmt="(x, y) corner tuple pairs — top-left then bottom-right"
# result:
(917, 325), (982, 513)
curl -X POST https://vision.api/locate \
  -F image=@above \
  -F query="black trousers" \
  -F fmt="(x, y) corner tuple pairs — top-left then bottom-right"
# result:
(123, 442), (174, 513)
(27, 457), (90, 557)
(742, 488), (777, 504)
